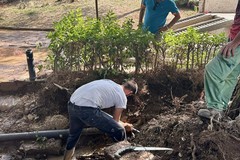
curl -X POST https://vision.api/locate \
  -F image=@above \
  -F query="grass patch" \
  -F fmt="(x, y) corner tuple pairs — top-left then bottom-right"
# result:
(26, 10), (37, 16)
(0, 0), (197, 28)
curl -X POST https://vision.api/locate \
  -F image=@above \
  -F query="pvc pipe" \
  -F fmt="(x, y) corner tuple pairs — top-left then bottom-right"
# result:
(0, 128), (102, 142)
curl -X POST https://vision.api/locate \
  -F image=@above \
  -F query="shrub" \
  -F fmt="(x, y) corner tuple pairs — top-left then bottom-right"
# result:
(47, 9), (226, 74)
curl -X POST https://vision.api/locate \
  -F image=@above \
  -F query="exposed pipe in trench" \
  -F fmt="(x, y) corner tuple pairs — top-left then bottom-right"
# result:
(0, 128), (102, 142)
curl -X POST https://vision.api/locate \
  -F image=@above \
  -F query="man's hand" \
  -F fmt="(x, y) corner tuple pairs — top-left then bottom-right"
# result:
(123, 122), (133, 132)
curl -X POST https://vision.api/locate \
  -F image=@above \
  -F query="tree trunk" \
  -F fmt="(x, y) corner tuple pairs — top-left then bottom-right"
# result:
(228, 80), (240, 119)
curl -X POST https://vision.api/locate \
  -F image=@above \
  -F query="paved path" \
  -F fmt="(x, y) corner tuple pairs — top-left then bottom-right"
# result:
(210, 13), (235, 20)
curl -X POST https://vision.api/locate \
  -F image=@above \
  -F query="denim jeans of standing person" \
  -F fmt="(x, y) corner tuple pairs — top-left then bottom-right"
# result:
(65, 102), (126, 150)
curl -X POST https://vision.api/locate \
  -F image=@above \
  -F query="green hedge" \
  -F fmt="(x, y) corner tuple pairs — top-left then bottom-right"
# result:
(47, 9), (226, 74)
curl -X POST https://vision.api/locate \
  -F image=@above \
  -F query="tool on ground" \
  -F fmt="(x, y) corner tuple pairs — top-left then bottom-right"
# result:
(53, 83), (70, 91)
(114, 146), (173, 158)
(53, 83), (73, 95)
(132, 128), (140, 133)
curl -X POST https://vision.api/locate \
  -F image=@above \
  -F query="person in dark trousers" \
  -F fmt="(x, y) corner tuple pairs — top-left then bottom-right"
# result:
(63, 79), (138, 160)
(138, 0), (181, 34)
(198, 0), (240, 121)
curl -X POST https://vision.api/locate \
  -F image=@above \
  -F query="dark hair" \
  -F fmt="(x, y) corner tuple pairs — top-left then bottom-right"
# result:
(123, 80), (138, 94)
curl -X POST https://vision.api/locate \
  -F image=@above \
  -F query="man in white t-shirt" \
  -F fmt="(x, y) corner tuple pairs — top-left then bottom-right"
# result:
(63, 79), (138, 160)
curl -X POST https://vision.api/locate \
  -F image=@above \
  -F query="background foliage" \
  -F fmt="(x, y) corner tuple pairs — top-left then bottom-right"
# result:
(47, 9), (226, 74)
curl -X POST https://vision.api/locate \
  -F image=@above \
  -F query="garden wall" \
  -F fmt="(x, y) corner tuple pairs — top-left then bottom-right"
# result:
(203, 0), (237, 13)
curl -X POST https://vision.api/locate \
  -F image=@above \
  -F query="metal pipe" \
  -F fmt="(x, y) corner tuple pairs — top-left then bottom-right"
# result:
(0, 128), (102, 142)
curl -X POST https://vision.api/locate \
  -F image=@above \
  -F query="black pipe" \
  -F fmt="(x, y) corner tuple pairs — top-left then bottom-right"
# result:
(25, 49), (36, 81)
(95, 0), (99, 19)
(0, 128), (102, 142)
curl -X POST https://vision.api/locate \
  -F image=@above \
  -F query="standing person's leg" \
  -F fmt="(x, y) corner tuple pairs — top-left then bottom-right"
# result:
(205, 53), (240, 110)
(64, 105), (86, 160)
(199, 46), (240, 119)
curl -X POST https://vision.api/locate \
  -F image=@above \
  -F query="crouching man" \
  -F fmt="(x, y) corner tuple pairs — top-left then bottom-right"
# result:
(63, 79), (138, 160)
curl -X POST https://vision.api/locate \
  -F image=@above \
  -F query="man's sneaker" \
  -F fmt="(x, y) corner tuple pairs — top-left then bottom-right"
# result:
(198, 108), (224, 122)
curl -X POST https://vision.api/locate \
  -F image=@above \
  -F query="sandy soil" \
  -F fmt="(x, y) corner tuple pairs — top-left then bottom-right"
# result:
(0, 29), (50, 82)
(0, 48), (49, 82)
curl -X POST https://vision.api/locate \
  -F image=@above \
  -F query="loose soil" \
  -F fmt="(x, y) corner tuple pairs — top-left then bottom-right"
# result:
(1, 1), (240, 160)
(1, 70), (240, 160)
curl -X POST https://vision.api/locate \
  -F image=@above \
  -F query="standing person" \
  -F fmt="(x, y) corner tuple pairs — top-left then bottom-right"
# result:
(198, 0), (240, 121)
(63, 79), (138, 160)
(138, 0), (181, 34)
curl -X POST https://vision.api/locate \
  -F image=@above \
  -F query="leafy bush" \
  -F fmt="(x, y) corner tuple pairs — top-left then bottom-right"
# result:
(47, 9), (226, 74)
(48, 9), (154, 73)
(155, 28), (226, 70)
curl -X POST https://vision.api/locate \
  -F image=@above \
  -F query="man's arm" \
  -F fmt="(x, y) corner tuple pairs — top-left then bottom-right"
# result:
(221, 31), (240, 58)
(113, 108), (124, 122)
(138, 4), (146, 27)
(113, 108), (133, 132)
(159, 12), (181, 32)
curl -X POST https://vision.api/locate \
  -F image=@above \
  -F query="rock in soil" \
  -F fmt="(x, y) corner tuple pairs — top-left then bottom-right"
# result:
(104, 141), (155, 160)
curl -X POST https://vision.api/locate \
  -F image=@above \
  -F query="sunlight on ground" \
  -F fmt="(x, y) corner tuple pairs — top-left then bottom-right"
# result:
(0, 49), (49, 82)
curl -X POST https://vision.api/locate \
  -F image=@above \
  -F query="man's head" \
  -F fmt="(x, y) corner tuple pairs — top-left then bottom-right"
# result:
(123, 80), (138, 96)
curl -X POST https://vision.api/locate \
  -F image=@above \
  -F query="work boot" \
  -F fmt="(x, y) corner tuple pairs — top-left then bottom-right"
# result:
(63, 147), (75, 160)
(198, 108), (224, 122)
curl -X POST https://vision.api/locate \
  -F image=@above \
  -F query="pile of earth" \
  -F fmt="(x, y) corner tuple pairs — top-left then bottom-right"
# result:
(1, 68), (240, 160)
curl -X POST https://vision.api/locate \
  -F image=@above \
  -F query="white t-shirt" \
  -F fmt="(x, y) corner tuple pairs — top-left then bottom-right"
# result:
(70, 79), (127, 109)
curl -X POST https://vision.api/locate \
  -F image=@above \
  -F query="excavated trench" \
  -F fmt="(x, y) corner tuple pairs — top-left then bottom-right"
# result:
(1, 68), (240, 160)
(0, 80), (108, 160)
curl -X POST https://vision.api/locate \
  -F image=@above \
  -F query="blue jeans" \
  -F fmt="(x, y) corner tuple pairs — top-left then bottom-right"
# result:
(65, 102), (126, 150)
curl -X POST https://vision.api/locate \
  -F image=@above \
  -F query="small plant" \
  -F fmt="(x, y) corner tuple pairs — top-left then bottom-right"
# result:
(37, 64), (43, 73)
(26, 10), (36, 16)
(36, 135), (48, 149)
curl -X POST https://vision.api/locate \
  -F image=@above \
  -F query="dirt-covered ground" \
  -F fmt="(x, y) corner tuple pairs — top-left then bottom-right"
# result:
(1, 69), (240, 160)
(0, 0), (196, 28)
(1, 1), (240, 160)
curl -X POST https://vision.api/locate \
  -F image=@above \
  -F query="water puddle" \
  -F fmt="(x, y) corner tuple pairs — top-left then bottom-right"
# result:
(0, 96), (22, 112)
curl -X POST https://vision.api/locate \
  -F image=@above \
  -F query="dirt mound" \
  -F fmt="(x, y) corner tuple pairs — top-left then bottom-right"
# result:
(1, 70), (240, 160)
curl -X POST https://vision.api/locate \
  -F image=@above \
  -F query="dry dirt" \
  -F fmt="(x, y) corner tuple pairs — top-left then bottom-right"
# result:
(0, 0), (196, 28)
